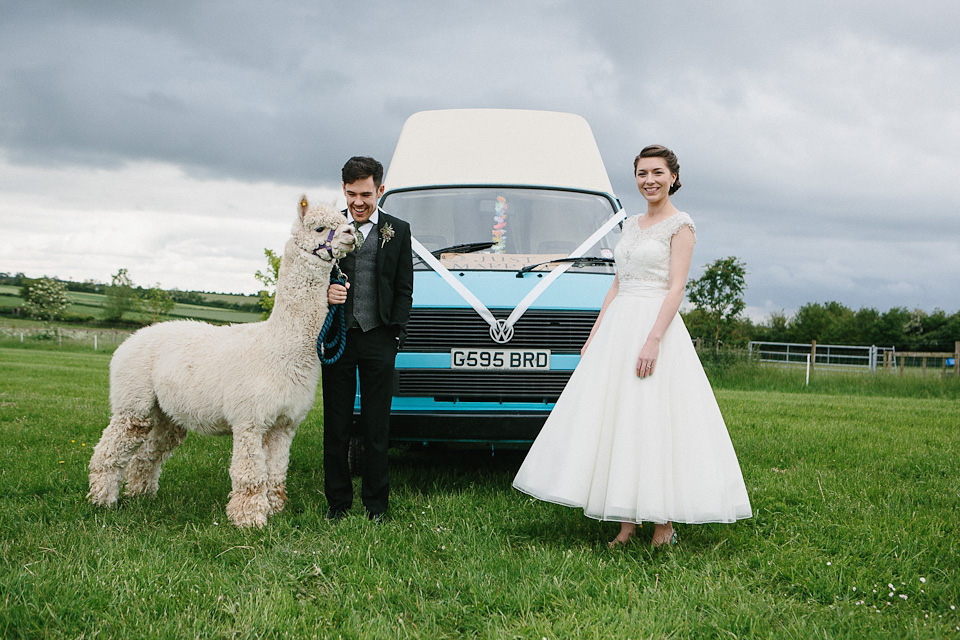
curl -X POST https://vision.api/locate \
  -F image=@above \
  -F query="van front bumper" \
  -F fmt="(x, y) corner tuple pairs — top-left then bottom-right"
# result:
(386, 411), (550, 445)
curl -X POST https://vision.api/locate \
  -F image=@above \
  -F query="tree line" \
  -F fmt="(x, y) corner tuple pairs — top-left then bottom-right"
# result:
(0, 271), (261, 316)
(7, 269), (174, 324)
(7, 258), (959, 353)
(684, 303), (960, 352)
(681, 258), (959, 352)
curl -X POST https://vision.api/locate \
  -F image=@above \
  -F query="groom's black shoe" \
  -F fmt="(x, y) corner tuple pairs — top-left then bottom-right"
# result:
(326, 507), (349, 521)
(367, 511), (386, 524)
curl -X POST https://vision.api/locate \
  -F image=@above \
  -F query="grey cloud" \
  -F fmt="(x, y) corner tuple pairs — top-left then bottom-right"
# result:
(1, 0), (958, 310)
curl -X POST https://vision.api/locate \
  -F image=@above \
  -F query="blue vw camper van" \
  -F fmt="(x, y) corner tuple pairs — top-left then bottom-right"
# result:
(378, 109), (625, 445)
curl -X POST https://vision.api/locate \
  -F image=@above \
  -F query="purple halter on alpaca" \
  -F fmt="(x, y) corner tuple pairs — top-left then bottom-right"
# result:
(312, 229), (338, 260)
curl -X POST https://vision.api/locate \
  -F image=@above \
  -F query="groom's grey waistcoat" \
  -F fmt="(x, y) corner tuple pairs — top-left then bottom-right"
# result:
(347, 227), (380, 332)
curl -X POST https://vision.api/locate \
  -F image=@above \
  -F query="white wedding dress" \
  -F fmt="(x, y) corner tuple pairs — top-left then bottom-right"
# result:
(513, 212), (752, 524)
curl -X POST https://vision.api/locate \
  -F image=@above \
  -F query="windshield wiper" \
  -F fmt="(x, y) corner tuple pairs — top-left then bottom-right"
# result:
(414, 241), (496, 266)
(517, 256), (615, 277)
(430, 241), (496, 256)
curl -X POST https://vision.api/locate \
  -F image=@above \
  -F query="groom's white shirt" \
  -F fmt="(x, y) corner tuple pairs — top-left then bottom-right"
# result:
(348, 208), (380, 244)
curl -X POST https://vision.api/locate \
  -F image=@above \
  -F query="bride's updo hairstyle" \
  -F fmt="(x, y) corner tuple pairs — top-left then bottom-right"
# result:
(634, 145), (682, 195)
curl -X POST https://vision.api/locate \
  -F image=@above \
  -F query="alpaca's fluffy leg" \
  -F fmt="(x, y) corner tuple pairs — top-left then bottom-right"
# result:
(123, 417), (187, 498)
(263, 420), (297, 516)
(225, 427), (270, 527)
(88, 413), (153, 506)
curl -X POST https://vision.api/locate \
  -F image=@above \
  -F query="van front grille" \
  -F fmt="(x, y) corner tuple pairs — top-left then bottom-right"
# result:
(403, 308), (597, 353)
(395, 369), (572, 402)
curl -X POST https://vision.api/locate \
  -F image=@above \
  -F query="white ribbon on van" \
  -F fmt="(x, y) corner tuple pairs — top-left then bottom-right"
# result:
(410, 237), (498, 327)
(410, 209), (627, 334)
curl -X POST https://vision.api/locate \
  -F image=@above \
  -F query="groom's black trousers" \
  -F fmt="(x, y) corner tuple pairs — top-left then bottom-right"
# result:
(321, 324), (397, 516)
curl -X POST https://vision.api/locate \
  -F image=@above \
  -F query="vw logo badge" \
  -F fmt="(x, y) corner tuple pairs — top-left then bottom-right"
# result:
(490, 319), (514, 344)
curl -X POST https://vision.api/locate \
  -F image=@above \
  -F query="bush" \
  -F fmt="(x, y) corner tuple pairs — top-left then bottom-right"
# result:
(22, 278), (69, 321)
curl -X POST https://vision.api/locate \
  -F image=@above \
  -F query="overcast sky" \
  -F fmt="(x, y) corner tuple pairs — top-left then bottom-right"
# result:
(2, 1), (958, 320)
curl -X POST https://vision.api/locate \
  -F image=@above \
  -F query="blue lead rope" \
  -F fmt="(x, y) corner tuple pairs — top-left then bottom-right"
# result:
(317, 263), (348, 365)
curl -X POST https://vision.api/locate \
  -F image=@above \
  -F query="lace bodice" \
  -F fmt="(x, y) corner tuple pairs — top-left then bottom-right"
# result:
(614, 212), (696, 287)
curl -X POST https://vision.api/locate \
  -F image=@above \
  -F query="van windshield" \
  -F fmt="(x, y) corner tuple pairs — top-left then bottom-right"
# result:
(381, 187), (620, 272)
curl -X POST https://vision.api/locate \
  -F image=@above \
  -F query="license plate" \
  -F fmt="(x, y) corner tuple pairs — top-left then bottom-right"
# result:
(450, 348), (551, 370)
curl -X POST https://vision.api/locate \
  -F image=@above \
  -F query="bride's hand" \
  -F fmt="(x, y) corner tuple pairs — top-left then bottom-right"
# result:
(636, 338), (660, 378)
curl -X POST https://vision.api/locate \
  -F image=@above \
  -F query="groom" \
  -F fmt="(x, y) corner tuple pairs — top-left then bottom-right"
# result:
(322, 156), (413, 522)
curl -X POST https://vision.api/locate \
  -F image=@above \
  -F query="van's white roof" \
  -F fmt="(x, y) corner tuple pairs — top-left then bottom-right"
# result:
(383, 109), (614, 194)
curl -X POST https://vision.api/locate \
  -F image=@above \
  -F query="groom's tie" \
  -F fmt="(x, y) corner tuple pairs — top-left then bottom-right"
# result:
(352, 221), (364, 250)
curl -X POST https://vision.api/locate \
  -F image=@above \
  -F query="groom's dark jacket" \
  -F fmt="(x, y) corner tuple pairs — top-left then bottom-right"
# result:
(336, 209), (414, 347)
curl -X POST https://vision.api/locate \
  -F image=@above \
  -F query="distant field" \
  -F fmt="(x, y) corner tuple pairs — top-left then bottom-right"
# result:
(65, 291), (106, 306)
(166, 303), (261, 323)
(199, 291), (260, 306)
(0, 285), (22, 311)
(0, 286), (260, 324)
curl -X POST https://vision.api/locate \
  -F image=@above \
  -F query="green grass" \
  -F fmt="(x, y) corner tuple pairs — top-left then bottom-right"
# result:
(0, 347), (958, 638)
(0, 336), (125, 355)
(0, 288), (259, 325)
(0, 290), (22, 311)
(165, 302), (261, 324)
(200, 291), (260, 306)
(704, 360), (960, 399)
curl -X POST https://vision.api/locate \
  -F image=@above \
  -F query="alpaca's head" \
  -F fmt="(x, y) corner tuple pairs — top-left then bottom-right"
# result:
(293, 196), (356, 262)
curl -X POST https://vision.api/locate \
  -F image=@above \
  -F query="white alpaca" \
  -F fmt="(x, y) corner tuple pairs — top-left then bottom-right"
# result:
(88, 197), (355, 527)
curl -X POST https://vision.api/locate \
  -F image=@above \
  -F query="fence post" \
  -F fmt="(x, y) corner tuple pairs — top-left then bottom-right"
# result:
(810, 340), (817, 376)
(695, 337), (701, 351)
(898, 355), (904, 377)
(94, 334), (98, 351)
(869, 345), (877, 373)
(955, 341), (959, 377)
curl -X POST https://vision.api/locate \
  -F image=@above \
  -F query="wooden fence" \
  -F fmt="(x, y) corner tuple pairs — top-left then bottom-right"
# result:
(884, 342), (960, 377)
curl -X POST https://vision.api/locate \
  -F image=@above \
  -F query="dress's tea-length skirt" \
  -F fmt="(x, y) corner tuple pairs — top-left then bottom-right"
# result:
(513, 282), (752, 524)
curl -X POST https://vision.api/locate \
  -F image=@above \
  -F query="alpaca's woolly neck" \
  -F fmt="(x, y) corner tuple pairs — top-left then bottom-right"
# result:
(264, 239), (334, 364)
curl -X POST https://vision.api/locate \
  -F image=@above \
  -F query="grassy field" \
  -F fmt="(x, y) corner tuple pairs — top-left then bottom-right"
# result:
(0, 286), (260, 325)
(1, 347), (958, 638)
(164, 302), (260, 324)
(703, 359), (960, 397)
(200, 291), (261, 307)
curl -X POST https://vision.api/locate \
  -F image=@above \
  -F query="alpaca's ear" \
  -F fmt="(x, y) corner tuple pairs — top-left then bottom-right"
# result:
(299, 195), (309, 221)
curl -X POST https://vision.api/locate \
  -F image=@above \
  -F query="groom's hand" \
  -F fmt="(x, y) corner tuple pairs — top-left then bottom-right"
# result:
(328, 283), (349, 305)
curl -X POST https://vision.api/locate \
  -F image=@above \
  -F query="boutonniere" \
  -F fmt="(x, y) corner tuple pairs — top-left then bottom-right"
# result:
(379, 222), (395, 248)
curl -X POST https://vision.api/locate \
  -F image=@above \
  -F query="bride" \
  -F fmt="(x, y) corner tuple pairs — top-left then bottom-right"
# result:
(512, 145), (752, 548)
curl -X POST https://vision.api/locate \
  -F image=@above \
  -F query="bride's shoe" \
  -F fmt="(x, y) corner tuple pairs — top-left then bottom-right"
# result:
(651, 530), (678, 549)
